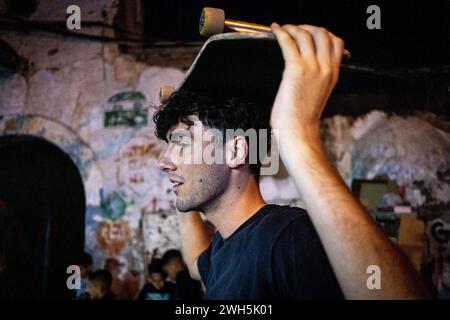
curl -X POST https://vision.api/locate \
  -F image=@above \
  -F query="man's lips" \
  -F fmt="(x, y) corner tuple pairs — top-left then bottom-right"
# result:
(172, 182), (183, 194)
(169, 176), (184, 193)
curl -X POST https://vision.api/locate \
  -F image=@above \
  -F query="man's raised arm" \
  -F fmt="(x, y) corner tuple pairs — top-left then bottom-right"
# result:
(270, 23), (430, 299)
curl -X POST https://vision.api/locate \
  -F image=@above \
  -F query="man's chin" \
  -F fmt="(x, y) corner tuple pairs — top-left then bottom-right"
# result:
(176, 198), (204, 213)
(175, 198), (194, 213)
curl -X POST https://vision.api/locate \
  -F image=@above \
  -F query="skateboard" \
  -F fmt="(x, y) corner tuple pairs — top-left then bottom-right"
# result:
(198, 8), (350, 58)
(159, 7), (349, 111)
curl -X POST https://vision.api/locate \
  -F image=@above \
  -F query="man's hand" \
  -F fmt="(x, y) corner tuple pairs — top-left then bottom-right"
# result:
(270, 23), (344, 139)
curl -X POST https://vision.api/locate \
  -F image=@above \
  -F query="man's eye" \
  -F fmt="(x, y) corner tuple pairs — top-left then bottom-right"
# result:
(173, 136), (190, 146)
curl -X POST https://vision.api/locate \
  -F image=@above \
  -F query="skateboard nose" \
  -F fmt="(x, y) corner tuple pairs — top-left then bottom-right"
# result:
(159, 86), (175, 104)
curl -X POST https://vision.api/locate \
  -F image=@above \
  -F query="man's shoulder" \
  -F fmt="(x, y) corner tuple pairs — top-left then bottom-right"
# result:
(265, 204), (308, 215)
(250, 204), (311, 239)
(259, 204), (309, 225)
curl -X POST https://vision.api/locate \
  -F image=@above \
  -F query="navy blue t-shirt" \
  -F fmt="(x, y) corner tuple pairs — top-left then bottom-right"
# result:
(197, 204), (344, 299)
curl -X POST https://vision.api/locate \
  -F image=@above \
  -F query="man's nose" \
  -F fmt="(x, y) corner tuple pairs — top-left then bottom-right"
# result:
(158, 145), (176, 172)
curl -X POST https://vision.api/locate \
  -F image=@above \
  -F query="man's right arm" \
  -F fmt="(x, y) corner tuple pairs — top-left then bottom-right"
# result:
(270, 24), (430, 299)
(177, 211), (212, 281)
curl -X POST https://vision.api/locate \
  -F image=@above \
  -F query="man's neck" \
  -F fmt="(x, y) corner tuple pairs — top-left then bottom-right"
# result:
(204, 175), (266, 239)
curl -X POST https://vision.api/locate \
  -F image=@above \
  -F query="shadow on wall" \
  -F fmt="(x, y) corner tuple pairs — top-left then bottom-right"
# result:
(0, 135), (85, 299)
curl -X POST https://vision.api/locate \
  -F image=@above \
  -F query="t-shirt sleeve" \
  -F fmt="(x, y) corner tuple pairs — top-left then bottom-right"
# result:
(197, 244), (212, 284)
(272, 216), (344, 299)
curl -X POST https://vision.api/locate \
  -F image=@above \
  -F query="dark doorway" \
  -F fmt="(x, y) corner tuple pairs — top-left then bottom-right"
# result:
(0, 135), (85, 299)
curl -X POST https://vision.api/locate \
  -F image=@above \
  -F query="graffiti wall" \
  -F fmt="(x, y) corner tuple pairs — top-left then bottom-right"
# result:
(81, 87), (182, 278)
(0, 0), (185, 295)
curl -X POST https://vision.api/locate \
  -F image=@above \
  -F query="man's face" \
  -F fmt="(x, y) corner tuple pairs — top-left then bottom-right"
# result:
(158, 116), (230, 212)
(163, 257), (185, 278)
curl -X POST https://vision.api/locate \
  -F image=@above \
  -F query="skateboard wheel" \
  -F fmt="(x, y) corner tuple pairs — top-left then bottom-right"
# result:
(159, 86), (175, 103)
(199, 7), (225, 37)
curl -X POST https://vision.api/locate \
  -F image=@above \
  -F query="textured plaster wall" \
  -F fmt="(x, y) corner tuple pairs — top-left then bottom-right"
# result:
(0, 0), (185, 283)
(261, 111), (450, 208)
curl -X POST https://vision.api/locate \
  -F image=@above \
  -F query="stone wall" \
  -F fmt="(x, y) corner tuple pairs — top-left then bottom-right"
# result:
(0, 1), (185, 282)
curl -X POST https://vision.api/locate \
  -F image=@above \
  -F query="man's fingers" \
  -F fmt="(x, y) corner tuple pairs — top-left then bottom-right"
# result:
(330, 34), (345, 83)
(282, 25), (317, 65)
(271, 23), (303, 67)
(296, 25), (332, 70)
(271, 23), (345, 85)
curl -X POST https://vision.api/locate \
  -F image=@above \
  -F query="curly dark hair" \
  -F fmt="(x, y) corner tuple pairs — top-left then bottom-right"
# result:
(147, 258), (165, 275)
(153, 89), (271, 180)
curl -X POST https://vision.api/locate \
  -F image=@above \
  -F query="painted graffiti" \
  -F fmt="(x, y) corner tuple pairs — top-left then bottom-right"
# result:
(96, 220), (131, 257)
(117, 135), (159, 196)
(104, 91), (147, 128)
(95, 191), (134, 256)
(100, 190), (133, 221)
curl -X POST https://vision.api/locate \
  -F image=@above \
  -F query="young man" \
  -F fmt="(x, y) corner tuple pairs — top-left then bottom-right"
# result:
(155, 24), (430, 299)
(138, 259), (173, 300)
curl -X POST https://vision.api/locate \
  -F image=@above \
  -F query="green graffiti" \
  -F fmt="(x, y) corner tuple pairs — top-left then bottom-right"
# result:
(107, 91), (146, 104)
(104, 91), (148, 128)
(104, 109), (147, 127)
(100, 191), (133, 222)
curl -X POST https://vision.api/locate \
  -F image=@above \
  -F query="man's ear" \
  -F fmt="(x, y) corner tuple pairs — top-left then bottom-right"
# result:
(225, 136), (248, 169)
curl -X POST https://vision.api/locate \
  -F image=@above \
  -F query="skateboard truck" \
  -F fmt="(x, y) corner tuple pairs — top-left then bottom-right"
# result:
(200, 7), (272, 37)
(199, 7), (351, 59)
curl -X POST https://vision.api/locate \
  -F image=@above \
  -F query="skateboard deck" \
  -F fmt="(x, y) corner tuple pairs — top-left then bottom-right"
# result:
(162, 32), (284, 112)
(160, 7), (350, 110)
